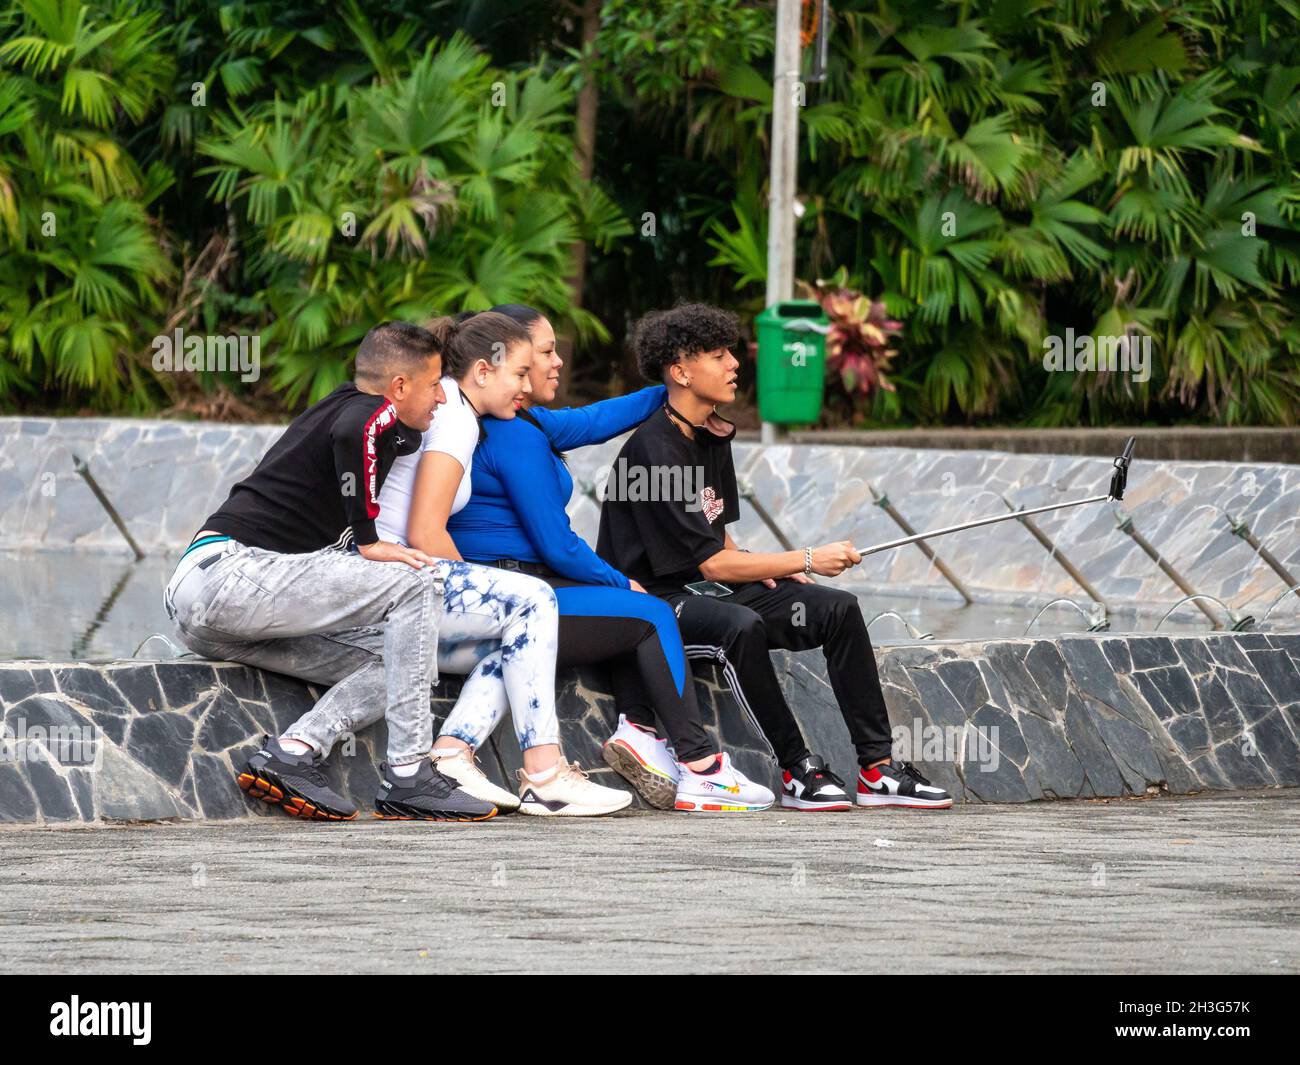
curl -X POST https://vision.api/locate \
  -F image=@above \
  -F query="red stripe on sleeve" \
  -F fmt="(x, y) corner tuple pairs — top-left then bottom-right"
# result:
(361, 399), (398, 519)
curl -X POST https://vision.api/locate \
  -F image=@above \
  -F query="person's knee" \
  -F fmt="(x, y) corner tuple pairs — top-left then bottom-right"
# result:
(810, 587), (869, 643)
(821, 586), (861, 617)
(391, 561), (441, 599)
(727, 605), (768, 645)
(642, 595), (680, 628)
(526, 582), (559, 618)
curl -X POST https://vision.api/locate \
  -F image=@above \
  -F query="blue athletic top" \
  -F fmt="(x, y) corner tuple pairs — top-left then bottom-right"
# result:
(448, 386), (667, 588)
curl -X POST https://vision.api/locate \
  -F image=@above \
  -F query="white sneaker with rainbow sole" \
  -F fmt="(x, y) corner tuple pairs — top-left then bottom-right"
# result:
(674, 753), (774, 813)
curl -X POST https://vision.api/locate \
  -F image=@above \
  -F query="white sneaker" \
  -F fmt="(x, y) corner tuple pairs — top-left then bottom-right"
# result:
(674, 753), (774, 813)
(517, 760), (633, 817)
(432, 746), (521, 813)
(602, 714), (681, 810)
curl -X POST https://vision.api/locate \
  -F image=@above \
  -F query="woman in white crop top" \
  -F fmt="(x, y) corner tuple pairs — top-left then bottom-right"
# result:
(314, 311), (631, 817)
(374, 375), (478, 546)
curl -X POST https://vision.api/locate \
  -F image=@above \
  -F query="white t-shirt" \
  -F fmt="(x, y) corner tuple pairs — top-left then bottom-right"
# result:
(375, 377), (479, 546)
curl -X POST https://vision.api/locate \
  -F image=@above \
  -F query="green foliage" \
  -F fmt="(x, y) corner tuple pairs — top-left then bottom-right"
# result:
(1, 0), (1297, 428)
(0, 0), (173, 409)
(194, 38), (626, 405)
(0, 0), (626, 412)
(688, 0), (1300, 426)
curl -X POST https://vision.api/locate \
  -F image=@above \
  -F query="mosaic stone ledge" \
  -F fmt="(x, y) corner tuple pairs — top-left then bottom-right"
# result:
(777, 631), (1300, 803)
(0, 632), (1295, 823)
(0, 659), (776, 823)
(3, 417), (1298, 618)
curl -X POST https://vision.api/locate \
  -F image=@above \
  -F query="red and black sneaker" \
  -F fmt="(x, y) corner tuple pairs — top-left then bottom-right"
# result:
(780, 754), (853, 811)
(857, 760), (953, 809)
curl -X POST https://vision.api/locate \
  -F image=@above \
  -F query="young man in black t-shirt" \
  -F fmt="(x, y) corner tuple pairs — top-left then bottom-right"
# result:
(166, 321), (496, 822)
(596, 304), (952, 810)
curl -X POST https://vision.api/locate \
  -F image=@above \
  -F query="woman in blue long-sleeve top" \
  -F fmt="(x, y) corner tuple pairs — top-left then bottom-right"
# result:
(442, 304), (773, 813)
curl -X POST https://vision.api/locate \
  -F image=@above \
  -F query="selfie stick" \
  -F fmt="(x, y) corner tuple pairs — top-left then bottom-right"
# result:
(851, 437), (1136, 559)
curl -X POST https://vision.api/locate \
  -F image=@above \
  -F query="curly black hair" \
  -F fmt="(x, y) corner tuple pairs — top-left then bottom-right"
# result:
(632, 303), (740, 383)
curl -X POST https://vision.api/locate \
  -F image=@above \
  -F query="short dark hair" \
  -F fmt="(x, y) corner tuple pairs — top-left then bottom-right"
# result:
(632, 303), (740, 383)
(354, 321), (441, 385)
(433, 310), (532, 379)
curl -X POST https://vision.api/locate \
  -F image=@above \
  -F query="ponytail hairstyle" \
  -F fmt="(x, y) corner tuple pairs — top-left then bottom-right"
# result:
(428, 310), (532, 381)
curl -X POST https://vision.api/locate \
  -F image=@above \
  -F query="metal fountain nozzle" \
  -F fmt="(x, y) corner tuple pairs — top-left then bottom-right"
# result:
(1108, 435), (1136, 502)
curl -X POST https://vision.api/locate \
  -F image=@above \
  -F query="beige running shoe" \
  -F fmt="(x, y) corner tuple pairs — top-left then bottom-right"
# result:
(432, 747), (521, 813)
(516, 760), (633, 816)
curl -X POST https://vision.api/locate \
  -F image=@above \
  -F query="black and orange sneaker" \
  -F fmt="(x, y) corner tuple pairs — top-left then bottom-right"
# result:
(374, 759), (498, 821)
(237, 736), (358, 821)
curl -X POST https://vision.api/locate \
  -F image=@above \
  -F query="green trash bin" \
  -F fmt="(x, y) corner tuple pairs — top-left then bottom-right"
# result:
(755, 300), (830, 425)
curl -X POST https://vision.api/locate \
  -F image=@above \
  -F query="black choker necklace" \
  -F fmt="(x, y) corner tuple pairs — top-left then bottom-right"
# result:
(458, 383), (488, 444)
(664, 402), (736, 447)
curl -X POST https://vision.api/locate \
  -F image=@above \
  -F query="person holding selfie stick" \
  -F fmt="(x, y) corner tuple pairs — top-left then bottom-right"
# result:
(597, 304), (954, 812)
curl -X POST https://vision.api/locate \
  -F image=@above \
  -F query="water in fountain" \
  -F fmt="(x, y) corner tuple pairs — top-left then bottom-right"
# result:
(1022, 597), (1105, 636)
(912, 488), (1036, 630)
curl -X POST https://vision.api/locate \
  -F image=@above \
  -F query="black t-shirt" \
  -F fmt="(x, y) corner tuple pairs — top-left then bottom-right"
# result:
(596, 406), (740, 597)
(203, 382), (421, 552)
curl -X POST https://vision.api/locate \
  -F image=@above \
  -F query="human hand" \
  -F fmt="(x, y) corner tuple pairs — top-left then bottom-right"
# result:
(810, 541), (861, 577)
(357, 540), (435, 570)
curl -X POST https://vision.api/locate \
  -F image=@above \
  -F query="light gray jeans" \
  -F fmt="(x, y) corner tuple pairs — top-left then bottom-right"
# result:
(168, 541), (442, 764)
(278, 559), (561, 756)
(169, 546), (559, 762)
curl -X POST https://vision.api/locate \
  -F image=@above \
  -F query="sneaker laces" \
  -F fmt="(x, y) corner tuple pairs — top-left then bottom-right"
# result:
(795, 756), (844, 790)
(558, 761), (602, 792)
(301, 765), (330, 788)
(437, 747), (484, 777)
(894, 760), (933, 787)
(289, 751), (331, 789)
(425, 763), (461, 798)
(809, 765), (845, 789)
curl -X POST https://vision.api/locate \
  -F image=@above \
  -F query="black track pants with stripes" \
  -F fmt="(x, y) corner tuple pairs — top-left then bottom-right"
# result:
(546, 577), (715, 763)
(635, 580), (893, 767)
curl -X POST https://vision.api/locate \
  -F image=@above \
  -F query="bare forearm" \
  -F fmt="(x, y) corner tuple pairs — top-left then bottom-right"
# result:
(409, 527), (463, 562)
(698, 548), (802, 583)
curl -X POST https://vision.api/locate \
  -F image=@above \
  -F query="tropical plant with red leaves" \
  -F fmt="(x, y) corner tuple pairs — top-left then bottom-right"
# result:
(799, 270), (903, 414)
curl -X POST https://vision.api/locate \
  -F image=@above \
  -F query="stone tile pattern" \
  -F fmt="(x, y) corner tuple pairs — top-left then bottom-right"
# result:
(4, 417), (1297, 617)
(0, 417), (285, 554)
(780, 631), (1300, 804)
(1, 632), (1295, 822)
(0, 659), (776, 823)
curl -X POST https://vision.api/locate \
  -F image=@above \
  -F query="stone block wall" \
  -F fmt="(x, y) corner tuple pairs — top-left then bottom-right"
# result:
(2, 631), (1295, 823)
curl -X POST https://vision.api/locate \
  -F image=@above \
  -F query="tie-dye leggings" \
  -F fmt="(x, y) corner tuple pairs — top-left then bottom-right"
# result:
(279, 559), (559, 755)
(438, 573), (716, 763)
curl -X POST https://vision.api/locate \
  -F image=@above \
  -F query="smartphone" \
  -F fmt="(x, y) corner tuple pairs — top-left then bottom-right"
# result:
(684, 580), (734, 597)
